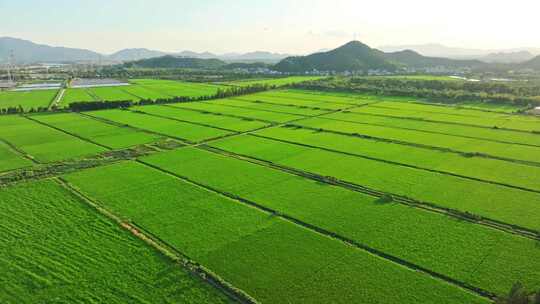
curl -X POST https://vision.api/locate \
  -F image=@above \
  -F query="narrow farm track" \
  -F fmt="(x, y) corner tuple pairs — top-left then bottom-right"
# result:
(195, 144), (540, 241)
(136, 159), (497, 301)
(56, 177), (255, 304)
(49, 88), (65, 109)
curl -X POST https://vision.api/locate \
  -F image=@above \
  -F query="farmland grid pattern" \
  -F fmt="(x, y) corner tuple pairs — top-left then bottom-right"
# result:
(2, 87), (540, 302)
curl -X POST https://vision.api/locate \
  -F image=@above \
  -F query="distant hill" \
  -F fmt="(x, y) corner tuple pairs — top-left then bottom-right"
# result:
(273, 41), (486, 73)
(380, 43), (540, 61)
(520, 55), (540, 70)
(223, 62), (270, 70)
(123, 55), (226, 69)
(380, 43), (488, 59)
(109, 48), (166, 61)
(274, 41), (396, 73)
(384, 50), (485, 68)
(0, 36), (293, 64)
(480, 51), (534, 63)
(175, 51), (217, 59)
(0, 37), (101, 63)
(223, 51), (290, 63)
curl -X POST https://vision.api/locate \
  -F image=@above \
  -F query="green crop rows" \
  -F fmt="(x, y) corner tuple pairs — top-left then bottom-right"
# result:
(211, 134), (540, 231)
(215, 98), (333, 116)
(142, 147), (540, 295)
(323, 111), (540, 146)
(173, 101), (303, 122)
(132, 105), (270, 132)
(354, 103), (540, 132)
(0, 140), (33, 172)
(87, 86), (141, 102)
(258, 125), (540, 191)
(60, 88), (96, 107)
(130, 79), (225, 98)
(87, 109), (232, 142)
(224, 76), (325, 87)
(63, 161), (487, 304)
(0, 89), (58, 111)
(303, 115), (540, 163)
(0, 115), (105, 162)
(2, 86), (539, 302)
(0, 179), (231, 303)
(32, 112), (161, 149)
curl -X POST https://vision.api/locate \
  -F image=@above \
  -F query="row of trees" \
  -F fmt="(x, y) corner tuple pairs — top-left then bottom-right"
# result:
(293, 77), (540, 108)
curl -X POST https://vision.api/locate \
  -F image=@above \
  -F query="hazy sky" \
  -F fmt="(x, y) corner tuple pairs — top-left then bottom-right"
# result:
(1, 0), (539, 54)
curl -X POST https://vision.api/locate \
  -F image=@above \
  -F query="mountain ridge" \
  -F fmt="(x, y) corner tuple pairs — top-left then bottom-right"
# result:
(274, 41), (485, 73)
(379, 43), (540, 62)
(0, 37), (291, 63)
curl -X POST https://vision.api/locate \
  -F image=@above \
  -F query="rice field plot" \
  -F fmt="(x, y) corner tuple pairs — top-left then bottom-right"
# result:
(353, 103), (540, 132)
(0, 179), (231, 304)
(0, 141), (33, 172)
(130, 79), (225, 98)
(172, 102), (303, 123)
(87, 86), (141, 102)
(372, 101), (527, 119)
(0, 115), (105, 162)
(120, 85), (172, 100)
(303, 116), (540, 164)
(266, 89), (522, 114)
(31, 113), (161, 149)
(210, 135), (540, 231)
(63, 161), (487, 304)
(216, 98), (332, 116)
(142, 147), (540, 296)
(0, 89), (58, 111)
(260, 126), (540, 192)
(88, 109), (232, 142)
(60, 88), (96, 107)
(322, 111), (540, 147)
(132, 105), (269, 132)
(454, 101), (523, 113)
(236, 94), (355, 110)
(224, 76), (325, 87)
(260, 89), (379, 105)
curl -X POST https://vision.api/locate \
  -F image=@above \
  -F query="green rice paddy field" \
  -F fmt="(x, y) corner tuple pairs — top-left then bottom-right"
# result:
(0, 89), (58, 111)
(57, 79), (225, 108)
(223, 76), (325, 87)
(0, 179), (231, 303)
(1, 87), (539, 303)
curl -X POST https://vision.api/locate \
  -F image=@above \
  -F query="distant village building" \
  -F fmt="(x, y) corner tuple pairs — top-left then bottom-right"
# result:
(0, 81), (16, 90)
